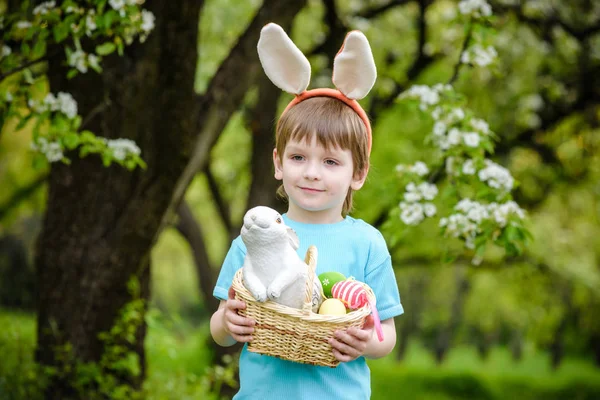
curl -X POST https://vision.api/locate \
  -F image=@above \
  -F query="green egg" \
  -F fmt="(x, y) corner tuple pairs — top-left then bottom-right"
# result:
(318, 271), (346, 298)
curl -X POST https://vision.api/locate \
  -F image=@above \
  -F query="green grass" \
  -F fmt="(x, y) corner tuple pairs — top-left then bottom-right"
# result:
(2, 309), (600, 400)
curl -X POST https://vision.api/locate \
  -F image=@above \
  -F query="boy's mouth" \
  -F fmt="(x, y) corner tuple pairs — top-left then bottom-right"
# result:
(299, 187), (324, 193)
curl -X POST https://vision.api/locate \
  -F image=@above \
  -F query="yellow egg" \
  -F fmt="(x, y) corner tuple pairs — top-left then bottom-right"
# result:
(318, 299), (347, 315)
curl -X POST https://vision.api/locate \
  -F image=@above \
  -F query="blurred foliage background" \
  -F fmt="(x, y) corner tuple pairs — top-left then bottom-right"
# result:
(1, 0), (599, 399)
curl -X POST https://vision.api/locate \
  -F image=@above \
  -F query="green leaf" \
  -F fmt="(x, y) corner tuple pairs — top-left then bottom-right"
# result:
(67, 69), (78, 79)
(62, 132), (81, 150)
(21, 42), (31, 57)
(96, 42), (116, 56)
(32, 38), (47, 58)
(32, 153), (47, 170)
(53, 22), (70, 43)
(16, 114), (32, 131)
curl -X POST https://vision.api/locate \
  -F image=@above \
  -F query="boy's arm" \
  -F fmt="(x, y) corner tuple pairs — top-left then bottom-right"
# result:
(364, 318), (396, 359)
(329, 316), (396, 362)
(210, 300), (237, 347)
(210, 288), (256, 347)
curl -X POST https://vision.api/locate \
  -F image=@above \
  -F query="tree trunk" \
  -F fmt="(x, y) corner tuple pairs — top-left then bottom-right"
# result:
(36, 1), (203, 397)
(35, 0), (307, 397)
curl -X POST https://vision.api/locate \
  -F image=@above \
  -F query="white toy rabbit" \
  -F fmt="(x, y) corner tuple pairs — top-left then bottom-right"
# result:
(241, 206), (323, 312)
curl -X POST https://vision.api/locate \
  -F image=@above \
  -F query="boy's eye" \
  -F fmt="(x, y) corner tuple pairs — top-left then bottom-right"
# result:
(325, 159), (338, 166)
(291, 155), (304, 161)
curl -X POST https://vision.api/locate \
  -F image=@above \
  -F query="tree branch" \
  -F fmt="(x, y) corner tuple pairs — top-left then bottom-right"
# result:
(491, 2), (600, 42)
(307, 0), (348, 59)
(81, 99), (111, 130)
(167, 0), (308, 223)
(0, 57), (47, 82)
(175, 200), (219, 312)
(203, 163), (233, 235)
(0, 47), (62, 82)
(448, 21), (473, 85)
(369, 0), (435, 119)
(357, 0), (413, 19)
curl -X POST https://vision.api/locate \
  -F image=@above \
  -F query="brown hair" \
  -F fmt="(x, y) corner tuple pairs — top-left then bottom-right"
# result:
(274, 97), (370, 216)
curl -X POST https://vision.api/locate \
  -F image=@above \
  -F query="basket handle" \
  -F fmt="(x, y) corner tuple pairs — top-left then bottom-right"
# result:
(302, 245), (318, 314)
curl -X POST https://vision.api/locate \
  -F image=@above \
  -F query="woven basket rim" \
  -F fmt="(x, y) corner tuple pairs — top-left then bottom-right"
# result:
(232, 253), (373, 322)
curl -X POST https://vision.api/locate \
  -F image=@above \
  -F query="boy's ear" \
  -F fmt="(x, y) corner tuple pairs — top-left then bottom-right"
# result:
(351, 167), (369, 191)
(273, 148), (283, 180)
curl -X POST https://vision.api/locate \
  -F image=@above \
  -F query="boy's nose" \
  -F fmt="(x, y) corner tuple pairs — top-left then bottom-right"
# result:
(303, 162), (321, 180)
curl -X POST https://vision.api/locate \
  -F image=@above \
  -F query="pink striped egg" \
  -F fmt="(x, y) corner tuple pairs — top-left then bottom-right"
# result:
(331, 279), (385, 342)
(331, 279), (368, 310)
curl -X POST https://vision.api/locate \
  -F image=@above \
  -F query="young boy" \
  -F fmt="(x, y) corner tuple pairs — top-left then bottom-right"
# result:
(210, 23), (403, 399)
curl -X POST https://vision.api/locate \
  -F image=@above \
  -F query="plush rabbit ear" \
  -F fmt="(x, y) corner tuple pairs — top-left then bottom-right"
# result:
(257, 23), (311, 95)
(332, 31), (377, 100)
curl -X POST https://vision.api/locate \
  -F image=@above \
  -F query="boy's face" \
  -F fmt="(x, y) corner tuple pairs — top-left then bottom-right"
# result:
(273, 136), (366, 223)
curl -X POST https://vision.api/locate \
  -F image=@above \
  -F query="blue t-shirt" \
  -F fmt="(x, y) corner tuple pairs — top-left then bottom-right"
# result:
(213, 214), (404, 400)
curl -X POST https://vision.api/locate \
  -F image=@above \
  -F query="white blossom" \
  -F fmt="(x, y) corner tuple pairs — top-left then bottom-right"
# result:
(109, 0), (126, 10)
(411, 161), (429, 176)
(107, 138), (141, 161)
(68, 50), (88, 73)
(88, 54), (100, 70)
(478, 159), (514, 192)
(520, 94), (544, 111)
(30, 92), (78, 119)
(85, 10), (97, 36)
(470, 118), (490, 135)
(418, 182), (438, 200)
(31, 137), (64, 162)
(458, 0), (492, 18)
(1, 45), (11, 58)
(33, 1), (56, 15)
(433, 121), (447, 136)
(141, 10), (155, 32)
(400, 202), (425, 225)
(463, 132), (480, 147)
(56, 92), (78, 119)
(462, 159), (476, 175)
(444, 199), (525, 243)
(450, 108), (465, 121)
(462, 44), (498, 67)
(488, 201), (525, 227)
(424, 203), (437, 217)
(448, 128), (462, 146)
(401, 85), (440, 110)
(16, 21), (32, 29)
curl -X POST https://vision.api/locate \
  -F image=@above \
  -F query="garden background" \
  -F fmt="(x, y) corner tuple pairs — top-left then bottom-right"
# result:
(1, 0), (599, 399)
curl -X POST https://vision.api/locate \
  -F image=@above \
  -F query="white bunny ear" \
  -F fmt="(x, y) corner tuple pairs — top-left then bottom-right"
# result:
(332, 31), (377, 100)
(257, 23), (311, 95)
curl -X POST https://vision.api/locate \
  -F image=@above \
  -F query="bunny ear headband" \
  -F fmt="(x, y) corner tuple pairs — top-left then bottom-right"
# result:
(257, 23), (377, 153)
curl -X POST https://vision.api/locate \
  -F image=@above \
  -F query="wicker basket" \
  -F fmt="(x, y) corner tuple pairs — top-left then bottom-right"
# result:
(232, 245), (374, 367)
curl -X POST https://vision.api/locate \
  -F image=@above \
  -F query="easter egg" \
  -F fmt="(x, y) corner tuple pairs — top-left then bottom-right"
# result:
(318, 271), (346, 298)
(318, 298), (347, 315)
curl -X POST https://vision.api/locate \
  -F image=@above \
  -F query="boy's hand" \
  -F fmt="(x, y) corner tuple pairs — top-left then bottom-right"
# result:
(223, 287), (255, 343)
(329, 315), (375, 362)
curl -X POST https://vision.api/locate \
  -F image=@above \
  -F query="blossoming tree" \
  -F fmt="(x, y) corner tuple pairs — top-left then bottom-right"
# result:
(1, 0), (306, 397)
(388, 0), (530, 265)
